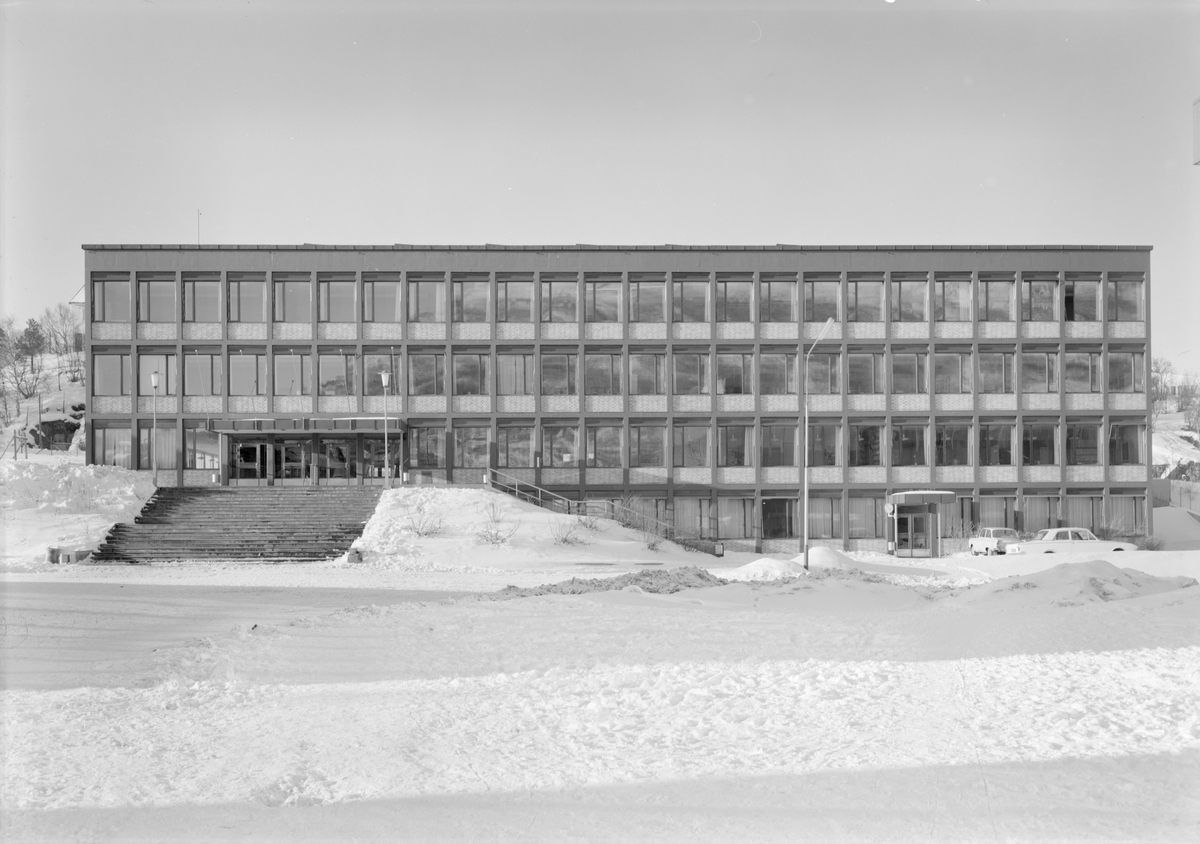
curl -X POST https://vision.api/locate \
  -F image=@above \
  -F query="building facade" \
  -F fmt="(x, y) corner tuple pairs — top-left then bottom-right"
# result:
(83, 244), (1153, 554)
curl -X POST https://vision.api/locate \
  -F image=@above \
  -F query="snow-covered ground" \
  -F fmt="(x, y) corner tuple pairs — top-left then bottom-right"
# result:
(1154, 410), (1200, 475)
(3, 454), (1200, 842)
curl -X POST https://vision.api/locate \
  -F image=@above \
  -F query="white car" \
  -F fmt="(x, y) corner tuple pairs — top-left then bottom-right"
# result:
(969, 527), (1019, 556)
(1004, 528), (1138, 555)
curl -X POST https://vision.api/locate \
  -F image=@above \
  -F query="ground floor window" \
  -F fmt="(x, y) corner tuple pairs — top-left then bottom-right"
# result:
(1064, 495), (1103, 532)
(454, 427), (490, 469)
(761, 498), (796, 539)
(1106, 495), (1145, 534)
(848, 497), (885, 538)
(1023, 496), (1059, 533)
(979, 495), (1016, 529)
(362, 437), (402, 478)
(716, 498), (754, 539)
(93, 425), (132, 468)
(498, 427), (534, 468)
(185, 427), (220, 470)
(138, 422), (178, 470)
(410, 428), (445, 469)
(673, 497), (714, 539)
(807, 496), (842, 539)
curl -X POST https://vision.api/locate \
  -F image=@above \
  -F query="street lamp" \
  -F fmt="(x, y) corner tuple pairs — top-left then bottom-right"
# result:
(150, 370), (160, 487)
(802, 317), (836, 570)
(381, 370), (391, 488)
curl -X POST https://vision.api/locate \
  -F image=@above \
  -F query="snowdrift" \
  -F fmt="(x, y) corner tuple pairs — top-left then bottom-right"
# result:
(955, 560), (1198, 607)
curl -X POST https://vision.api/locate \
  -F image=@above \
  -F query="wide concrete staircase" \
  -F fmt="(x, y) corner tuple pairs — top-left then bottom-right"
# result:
(92, 487), (383, 564)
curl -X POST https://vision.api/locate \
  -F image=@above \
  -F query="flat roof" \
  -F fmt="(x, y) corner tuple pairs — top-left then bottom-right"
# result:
(81, 243), (1154, 252)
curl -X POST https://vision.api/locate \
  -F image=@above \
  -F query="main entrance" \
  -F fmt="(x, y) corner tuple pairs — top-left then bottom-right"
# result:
(221, 422), (404, 486)
(888, 490), (958, 558)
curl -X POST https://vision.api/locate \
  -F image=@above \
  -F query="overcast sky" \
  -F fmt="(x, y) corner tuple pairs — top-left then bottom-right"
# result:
(1, 0), (1197, 363)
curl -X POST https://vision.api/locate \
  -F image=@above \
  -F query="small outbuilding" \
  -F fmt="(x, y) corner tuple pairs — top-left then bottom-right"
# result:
(886, 490), (958, 558)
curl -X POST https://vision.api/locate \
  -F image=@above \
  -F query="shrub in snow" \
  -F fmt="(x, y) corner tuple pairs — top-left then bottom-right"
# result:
(475, 500), (521, 546)
(405, 510), (447, 537)
(550, 516), (588, 546)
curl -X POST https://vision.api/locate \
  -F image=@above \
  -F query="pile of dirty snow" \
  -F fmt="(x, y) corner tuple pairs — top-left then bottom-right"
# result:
(494, 567), (729, 598)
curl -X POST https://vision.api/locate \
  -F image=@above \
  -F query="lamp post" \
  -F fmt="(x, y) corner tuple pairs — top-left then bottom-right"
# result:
(150, 370), (160, 487)
(381, 370), (391, 488)
(802, 317), (836, 570)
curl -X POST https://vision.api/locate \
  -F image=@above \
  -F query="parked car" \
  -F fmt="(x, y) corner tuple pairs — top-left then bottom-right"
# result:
(969, 527), (1020, 556)
(1004, 528), (1138, 555)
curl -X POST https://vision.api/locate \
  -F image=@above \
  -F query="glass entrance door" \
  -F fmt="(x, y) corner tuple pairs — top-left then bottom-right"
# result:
(318, 438), (357, 485)
(896, 512), (931, 557)
(232, 440), (268, 485)
(274, 439), (312, 484)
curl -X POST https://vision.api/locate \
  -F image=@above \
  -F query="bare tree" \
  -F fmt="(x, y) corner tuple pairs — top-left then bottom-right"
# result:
(0, 317), (46, 402)
(39, 304), (83, 388)
(1182, 371), (1200, 435)
(1150, 356), (1175, 429)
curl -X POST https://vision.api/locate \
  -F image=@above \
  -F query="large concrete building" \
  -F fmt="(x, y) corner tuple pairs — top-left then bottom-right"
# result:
(83, 244), (1153, 555)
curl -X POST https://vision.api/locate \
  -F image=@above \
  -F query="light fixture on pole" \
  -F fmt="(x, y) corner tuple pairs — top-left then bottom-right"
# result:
(381, 370), (391, 488)
(802, 317), (836, 570)
(150, 370), (160, 487)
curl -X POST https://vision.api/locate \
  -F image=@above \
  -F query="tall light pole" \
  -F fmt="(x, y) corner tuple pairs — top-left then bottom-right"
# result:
(802, 317), (836, 570)
(150, 370), (160, 487)
(381, 370), (391, 488)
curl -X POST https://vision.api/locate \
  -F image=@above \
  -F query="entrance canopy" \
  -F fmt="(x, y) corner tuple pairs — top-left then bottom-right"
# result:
(211, 417), (404, 435)
(887, 490), (957, 507)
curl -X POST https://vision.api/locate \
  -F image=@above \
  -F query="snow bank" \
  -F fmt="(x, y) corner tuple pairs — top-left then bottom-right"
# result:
(0, 460), (153, 514)
(955, 560), (1198, 607)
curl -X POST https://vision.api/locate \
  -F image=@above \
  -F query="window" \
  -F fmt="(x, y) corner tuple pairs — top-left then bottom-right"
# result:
(228, 352), (267, 396)
(318, 274), (356, 322)
(316, 353), (356, 397)
(760, 273), (797, 322)
(1108, 351), (1144, 393)
(363, 273), (402, 323)
(807, 423), (839, 467)
(183, 353), (221, 396)
(980, 495), (1017, 529)
(979, 424), (1013, 466)
(762, 498), (797, 539)
(543, 425), (579, 467)
(847, 353), (884, 394)
(541, 353), (577, 395)
(497, 354), (534, 395)
(718, 425), (752, 467)
(672, 274), (709, 322)
(94, 425), (132, 468)
(1065, 352), (1101, 393)
(408, 353), (445, 396)
(847, 273), (883, 322)
(541, 275), (578, 323)
(803, 274), (839, 322)
(454, 427), (490, 469)
(717, 498), (755, 539)
(452, 274), (489, 323)
(1107, 495), (1146, 534)
(408, 274), (445, 323)
(185, 425), (220, 470)
(136, 273), (176, 323)
(716, 353), (753, 395)
(979, 274), (1014, 321)
(453, 353), (490, 396)
(496, 274), (533, 323)
(807, 497), (842, 539)
(890, 352), (927, 394)
(759, 352), (797, 395)
(978, 352), (1014, 394)
(1023, 423), (1057, 466)
(628, 273), (665, 322)
(716, 274), (753, 322)
(228, 273), (267, 323)
(497, 426), (534, 468)
(1109, 423), (1142, 465)
(891, 424), (927, 466)
(629, 426), (665, 467)
(584, 353), (621, 395)
(1064, 274), (1099, 322)
(273, 352), (311, 396)
(138, 422), (178, 470)
(934, 274), (971, 322)
(672, 352), (709, 395)
(848, 497), (886, 539)
(363, 352), (400, 396)
(94, 353), (131, 396)
(890, 274), (927, 322)
(673, 426), (710, 467)
(806, 353), (840, 395)
(934, 352), (972, 394)
(92, 273), (131, 322)
(1066, 423), (1100, 465)
(848, 424), (882, 466)
(1022, 274), (1057, 321)
(761, 425), (795, 467)
(1021, 352), (1058, 393)
(183, 273), (220, 322)
(629, 353), (666, 395)
(584, 275), (621, 323)
(410, 427), (445, 469)
(936, 423), (970, 466)
(273, 273), (312, 323)
(138, 353), (176, 396)
(586, 426), (622, 467)
(1107, 274), (1144, 321)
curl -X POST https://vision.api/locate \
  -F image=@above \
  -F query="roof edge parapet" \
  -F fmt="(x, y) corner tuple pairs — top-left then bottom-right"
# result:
(81, 243), (1155, 252)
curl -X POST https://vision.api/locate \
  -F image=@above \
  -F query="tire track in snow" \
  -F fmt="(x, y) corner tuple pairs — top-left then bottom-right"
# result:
(3, 647), (1198, 810)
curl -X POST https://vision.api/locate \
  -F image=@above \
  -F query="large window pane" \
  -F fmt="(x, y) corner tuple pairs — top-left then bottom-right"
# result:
(807, 497), (842, 539)
(497, 355), (534, 395)
(759, 353), (796, 395)
(718, 426), (752, 467)
(183, 353), (221, 396)
(762, 498), (797, 539)
(541, 276), (578, 323)
(629, 275), (665, 322)
(806, 353), (840, 395)
(1022, 276), (1057, 321)
(363, 274), (402, 323)
(138, 423), (178, 470)
(934, 353), (972, 394)
(807, 424), (839, 467)
(848, 424), (881, 466)
(761, 426), (795, 467)
(673, 426), (709, 467)
(1021, 352), (1058, 393)
(318, 275), (356, 322)
(92, 275), (131, 322)
(979, 425), (1013, 466)
(1066, 423), (1099, 465)
(630, 426), (665, 467)
(630, 354), (665, 395)
(890, 353), (927, 394)
(1022, 423), (1057, 465)
(760, 274), (797, 322)
(672, 353), (709, 395)
(1107, 352), (1144, 393)
(229, 353), (266, 396)
(183, 273), (220, 322)
(1107, 275), (1144, 321)
(94, 354), (131, 396)
(1108, 424), (1142, 465)
(94, 426), (132, 468)
(848, 497), (886, 539)
(452, 275), (489, 323)
(847, 353), (883, 394)
(936, 424), (970, 466)
(979, 353), (1013, 394)
(138, 353), (176, 396)
(454, 427), (490, 468)
(890, 275), (927, 322)
(543, 425), (579, 467)
(453, 353), (490, 395)
(137, 275), (176, 323)
(228, 275), (267, 323)
(541, 353), (577, 395)
(847, 274), (883, 322)
(409, 354), (445, 396)
(185, 427), (220, 470)
(498, 427), (534, 467)
(408, 276), (445, 323)
(318, 353), (356, 396)
(273, 275), (312, 323)
(891, 424), (926, 466)
(804, 275), (839, 322)
(1064, 275), (1099, 322)
(497, 275), (533, 323)
(411, 427), (445, 468)
(672, 276), (709, 322)
(716, 353), (752, 395)
(934, 275), (971, 321)
(584, 276), (620, 323)
(586, 426), (622, 467)
(273, 353), (311, 396)
(585, 353), (621, 395)
(363, 352), (400, 396)
(980, 275), (1014, 321)
(1065, 352), (1100, 393)
(717, 275), (753, 322)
